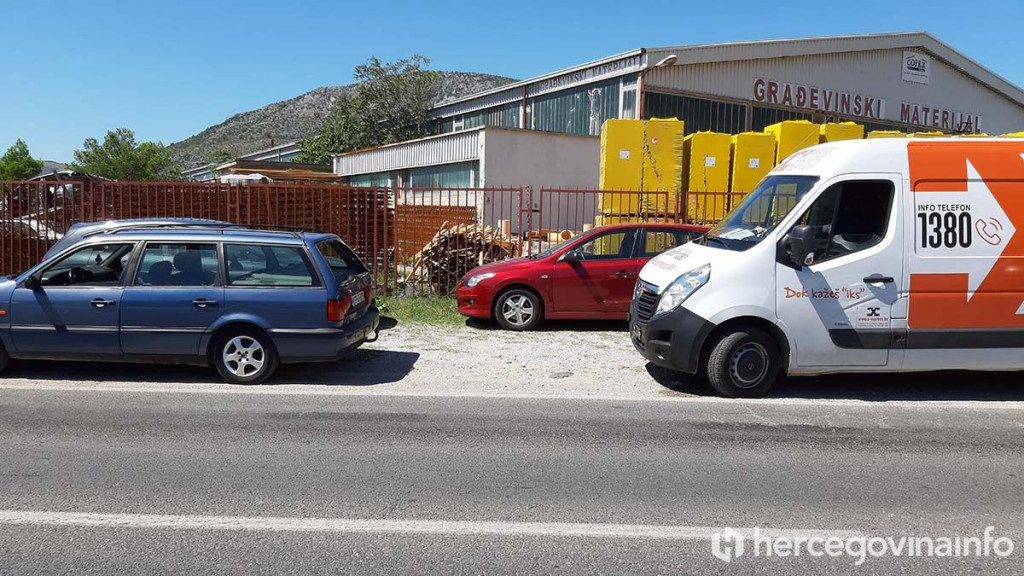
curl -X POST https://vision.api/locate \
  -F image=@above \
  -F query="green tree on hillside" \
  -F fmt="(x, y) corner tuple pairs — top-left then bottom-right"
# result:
(210, 149), (234, 165)
(0, 139), (44, 180)
(299, 55), (441, 164)
(71, 128), (181, 181)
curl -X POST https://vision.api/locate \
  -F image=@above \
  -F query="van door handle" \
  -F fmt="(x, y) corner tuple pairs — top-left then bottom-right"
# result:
(614, 270), (634, 278)
(192, 299), (219, 308)
(864, 276), (895, 284)
(90, 299), (116, 308)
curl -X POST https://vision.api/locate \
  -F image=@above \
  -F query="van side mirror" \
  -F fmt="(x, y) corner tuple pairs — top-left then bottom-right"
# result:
(559, 249), (582, 263)
(785, 225), (815, 267)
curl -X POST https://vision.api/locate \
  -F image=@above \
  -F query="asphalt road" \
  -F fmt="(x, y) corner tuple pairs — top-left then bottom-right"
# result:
(0, 386), (1022, 574)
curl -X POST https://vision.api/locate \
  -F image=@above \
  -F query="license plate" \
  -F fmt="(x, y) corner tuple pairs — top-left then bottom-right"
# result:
(351, 290), (365, 307)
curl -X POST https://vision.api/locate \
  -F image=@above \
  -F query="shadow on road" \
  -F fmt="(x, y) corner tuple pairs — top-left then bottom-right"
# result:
(466, 318), (628, 333)
(648, 363), (1024, 402)
(3, 347), (420, 388)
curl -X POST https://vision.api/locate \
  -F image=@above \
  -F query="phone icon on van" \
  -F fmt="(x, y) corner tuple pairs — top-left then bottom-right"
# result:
(976, 217), (1004, 246)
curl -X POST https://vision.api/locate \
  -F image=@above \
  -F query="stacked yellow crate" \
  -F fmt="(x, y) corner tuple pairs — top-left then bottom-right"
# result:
(597, 118), (684, 222)
(867, 130), (906, 139)
(682, 132), (732, 222)
(908, 131), (945, 138)
(730, 132), (775, 195)
(1002, 132), (1024, 137)
(819, 122), (864, 143)
(764, 120), (820, 162)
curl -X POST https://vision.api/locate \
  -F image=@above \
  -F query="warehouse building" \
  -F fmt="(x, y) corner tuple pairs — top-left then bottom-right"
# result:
(184, 141), (303, 182)
(334, 31), (1024, 189)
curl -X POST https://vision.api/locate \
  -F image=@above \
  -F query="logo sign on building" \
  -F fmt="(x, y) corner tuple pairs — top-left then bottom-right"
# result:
(753, 78), (886, 119)
(900, 103), (981, 132)
(902, 51), (931, 84)
(530, 55), (642, 97)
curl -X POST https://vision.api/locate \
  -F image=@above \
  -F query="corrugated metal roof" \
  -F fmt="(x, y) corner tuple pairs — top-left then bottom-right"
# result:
(646, 32), (1024, 107)
(429, 49), (645, 114)
(333, 128), (483, 176)
(428, 33), (1024, 117)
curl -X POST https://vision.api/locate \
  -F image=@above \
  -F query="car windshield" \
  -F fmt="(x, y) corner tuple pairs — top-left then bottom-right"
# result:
(531, 235), (578, 259)
(705, 175), (820, 251)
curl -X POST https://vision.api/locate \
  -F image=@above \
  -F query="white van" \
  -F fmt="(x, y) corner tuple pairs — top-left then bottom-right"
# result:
(630, 138), (1024, 397)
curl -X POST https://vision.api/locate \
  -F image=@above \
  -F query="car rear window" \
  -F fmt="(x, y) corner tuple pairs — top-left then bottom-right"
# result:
(315, 240), (367, 283)
(225, 244), (317, 287)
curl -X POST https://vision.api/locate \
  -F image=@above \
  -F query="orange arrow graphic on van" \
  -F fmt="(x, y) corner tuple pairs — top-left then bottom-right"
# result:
(908, 141), (1024, 329)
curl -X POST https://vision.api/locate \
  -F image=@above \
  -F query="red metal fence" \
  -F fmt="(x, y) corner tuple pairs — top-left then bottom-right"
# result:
(0, 181), (744, 295)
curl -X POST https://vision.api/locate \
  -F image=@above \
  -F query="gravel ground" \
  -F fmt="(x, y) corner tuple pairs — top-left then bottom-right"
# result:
(4, 318), (1023, 403)
(354, 319), (680, 397)
(0, 319), (690, 398)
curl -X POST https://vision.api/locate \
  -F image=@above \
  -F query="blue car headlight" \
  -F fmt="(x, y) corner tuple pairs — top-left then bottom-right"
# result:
(655, 264), (710, 316)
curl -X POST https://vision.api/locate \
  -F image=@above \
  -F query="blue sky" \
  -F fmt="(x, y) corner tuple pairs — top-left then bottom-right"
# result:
(3, 0), (1023, 162)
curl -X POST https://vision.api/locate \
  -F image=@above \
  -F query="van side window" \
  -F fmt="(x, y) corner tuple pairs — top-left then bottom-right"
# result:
(794, 180), (894, 264)
(135, 244), (218, 286)
(39, 243), (135, 287)
(225, 244), (317, 287)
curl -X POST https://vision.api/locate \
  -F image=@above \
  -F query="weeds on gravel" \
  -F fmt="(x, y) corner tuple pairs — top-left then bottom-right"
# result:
(377, 295), (465, 327)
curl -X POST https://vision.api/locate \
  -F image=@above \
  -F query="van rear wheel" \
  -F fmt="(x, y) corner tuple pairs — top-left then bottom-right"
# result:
(214, 327), (279, 385)
(706, 328), (779, 398)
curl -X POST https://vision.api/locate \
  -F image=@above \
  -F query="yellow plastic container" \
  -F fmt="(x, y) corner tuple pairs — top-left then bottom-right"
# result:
(1000, 132), (1024, 137)
(867, 130), (906, 139)
(683, 132), (732, 222)
(764, 120), (820, 162)
(730, 132), (775, 194)
(908, 131), (945, 138)
(598, 118), (684, 217)
(954, 133), (990, 138)
(819, 122), (864, 143)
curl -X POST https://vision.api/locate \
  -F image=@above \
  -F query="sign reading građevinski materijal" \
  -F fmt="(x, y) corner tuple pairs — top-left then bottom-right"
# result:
(752, 78), (982, 132)
(753, 78), (886, 119)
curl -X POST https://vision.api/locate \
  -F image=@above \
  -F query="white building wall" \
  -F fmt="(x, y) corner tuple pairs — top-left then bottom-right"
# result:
(645, 48), (1024, 133)
(480, 128), (600, 231)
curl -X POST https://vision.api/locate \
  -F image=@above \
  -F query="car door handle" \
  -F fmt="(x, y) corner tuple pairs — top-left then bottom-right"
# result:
(614, 270), (635, 278)
(192, 299), (219, 308)
(864, 276), (895, 284)
(90, 299), (116, 308)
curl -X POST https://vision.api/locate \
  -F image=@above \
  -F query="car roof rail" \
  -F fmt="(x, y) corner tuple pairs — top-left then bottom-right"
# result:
(85, 222), (325, 239)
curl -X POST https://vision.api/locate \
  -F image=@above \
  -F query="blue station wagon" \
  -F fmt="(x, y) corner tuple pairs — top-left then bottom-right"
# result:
(0, 220), (380, 383)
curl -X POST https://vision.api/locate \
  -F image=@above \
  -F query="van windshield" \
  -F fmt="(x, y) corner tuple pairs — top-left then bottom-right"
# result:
(705, 175), (819, 251)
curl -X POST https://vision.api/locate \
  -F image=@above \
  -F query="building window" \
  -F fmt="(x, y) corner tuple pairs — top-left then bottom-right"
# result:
(644, 92), (746, 134)
(486, 102), (521, 128)
(751, 106), (813, 131)
(408, 161), (477, 188)
(528, 78), (621, 136)
(349, 171), (392, 187)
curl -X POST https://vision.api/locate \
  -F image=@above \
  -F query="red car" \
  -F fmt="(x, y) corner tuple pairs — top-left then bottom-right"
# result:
(456, 223), (708, 330)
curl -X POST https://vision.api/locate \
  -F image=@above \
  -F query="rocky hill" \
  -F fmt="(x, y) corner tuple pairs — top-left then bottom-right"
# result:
(168, 72), (516, 169)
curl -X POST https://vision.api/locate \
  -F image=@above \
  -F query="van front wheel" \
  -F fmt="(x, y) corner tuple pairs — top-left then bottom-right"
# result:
(706, 328), (780, 398)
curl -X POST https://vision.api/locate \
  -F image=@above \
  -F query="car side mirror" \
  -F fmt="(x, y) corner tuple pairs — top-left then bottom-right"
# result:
(785, 225), (815, 267)
(21, 275), (40, 290)
(559, 249), (582, 263)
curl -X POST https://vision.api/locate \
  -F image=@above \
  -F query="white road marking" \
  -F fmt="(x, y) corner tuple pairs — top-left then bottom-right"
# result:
(0, 381), (1022, 410)
(0, 510), (862, 541)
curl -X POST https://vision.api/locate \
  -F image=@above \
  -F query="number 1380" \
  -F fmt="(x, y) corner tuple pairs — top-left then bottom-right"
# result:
(917, 211), (972, 248)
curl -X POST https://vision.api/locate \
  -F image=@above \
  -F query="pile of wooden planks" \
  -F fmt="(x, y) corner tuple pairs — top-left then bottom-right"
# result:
(405, 222), (518, 294)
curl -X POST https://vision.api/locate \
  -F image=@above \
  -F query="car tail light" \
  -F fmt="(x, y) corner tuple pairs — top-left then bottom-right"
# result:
(327, 297), (351, 322)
